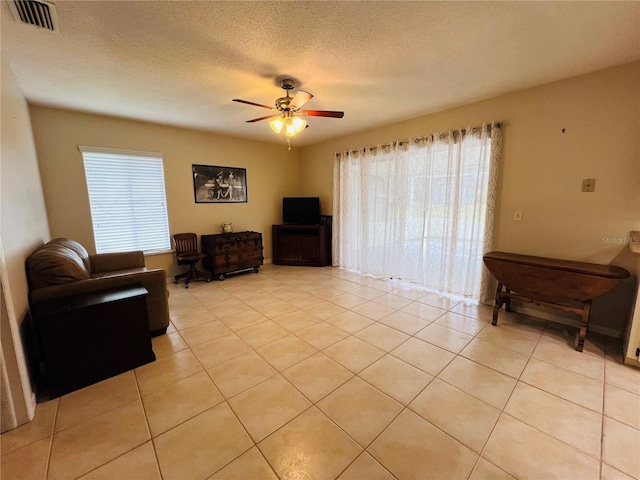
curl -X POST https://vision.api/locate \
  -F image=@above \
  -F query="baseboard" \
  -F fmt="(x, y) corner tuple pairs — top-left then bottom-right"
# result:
(623, 356), (640, 368)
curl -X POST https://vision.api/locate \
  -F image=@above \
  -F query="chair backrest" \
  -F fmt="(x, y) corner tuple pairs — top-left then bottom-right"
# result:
(173, 233), (198, 255)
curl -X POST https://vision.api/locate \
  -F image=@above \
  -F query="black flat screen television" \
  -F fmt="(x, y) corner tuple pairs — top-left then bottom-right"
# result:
(283, 197), (321, 225)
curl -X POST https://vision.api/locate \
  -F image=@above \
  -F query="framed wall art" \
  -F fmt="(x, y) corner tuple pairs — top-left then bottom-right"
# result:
(192, 164), (247, 203)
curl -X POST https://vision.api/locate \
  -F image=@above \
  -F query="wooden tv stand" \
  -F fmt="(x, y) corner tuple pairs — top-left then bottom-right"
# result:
(272, 224), (331, 267)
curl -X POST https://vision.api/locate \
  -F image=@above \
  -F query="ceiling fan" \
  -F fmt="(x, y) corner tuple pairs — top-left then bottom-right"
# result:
(232, 79), (344, 138)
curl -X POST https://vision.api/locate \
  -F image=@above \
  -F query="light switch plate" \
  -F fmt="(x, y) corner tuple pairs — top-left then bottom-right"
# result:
(582, 178), (596, 192)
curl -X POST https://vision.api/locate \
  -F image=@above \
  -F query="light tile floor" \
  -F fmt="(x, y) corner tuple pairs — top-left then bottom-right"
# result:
(2, 264), (640, 480)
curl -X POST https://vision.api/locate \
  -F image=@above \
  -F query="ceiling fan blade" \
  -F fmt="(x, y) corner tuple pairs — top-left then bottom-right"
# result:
(299, 110), (344, 118)
(232, 99), (275, 110)
(289, 90), (313, 110)
(246, 114), (279, 123)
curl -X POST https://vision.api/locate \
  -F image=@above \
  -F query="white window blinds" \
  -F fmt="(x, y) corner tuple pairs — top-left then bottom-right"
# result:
(80, 146), (171, 254)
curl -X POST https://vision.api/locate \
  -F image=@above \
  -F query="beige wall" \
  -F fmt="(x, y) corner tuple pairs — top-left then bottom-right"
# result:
(301, 62), (640, 337)
(1, 61), (51, 428)
(29, 107), (304, 274)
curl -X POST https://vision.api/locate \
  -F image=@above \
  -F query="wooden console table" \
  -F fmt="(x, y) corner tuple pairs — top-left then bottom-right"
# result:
(483, 251), (630, 351)
(201, 231), (263, 280)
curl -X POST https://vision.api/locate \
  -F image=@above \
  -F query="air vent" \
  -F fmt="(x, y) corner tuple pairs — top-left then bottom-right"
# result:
(8, 0), (59, 32)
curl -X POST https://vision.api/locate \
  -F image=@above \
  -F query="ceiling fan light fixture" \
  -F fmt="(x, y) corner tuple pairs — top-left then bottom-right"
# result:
(270, 116), (284, 133)
(292, 116), (307, 132)
(233, 78), (343, 143)
(284, 117), (298, 137)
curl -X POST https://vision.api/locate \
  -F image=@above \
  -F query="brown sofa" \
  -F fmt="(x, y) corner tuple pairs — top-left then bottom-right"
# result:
(26, 238), (170, 336)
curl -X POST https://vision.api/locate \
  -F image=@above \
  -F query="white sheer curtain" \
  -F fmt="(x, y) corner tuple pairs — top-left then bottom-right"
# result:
(333, 123), (502, 303)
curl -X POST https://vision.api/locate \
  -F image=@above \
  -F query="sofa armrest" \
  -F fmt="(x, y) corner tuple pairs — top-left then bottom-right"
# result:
(30, 269), (170, 335)
(90, 251), (145, 273)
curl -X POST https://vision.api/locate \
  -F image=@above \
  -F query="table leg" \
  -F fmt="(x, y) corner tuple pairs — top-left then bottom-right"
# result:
(492, 282), (503, 325)
(505, 287), (512, 312)
(576, 300), (591, 352)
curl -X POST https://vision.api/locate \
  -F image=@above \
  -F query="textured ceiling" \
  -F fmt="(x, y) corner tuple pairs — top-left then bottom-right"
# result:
(2, 1), (639, 146)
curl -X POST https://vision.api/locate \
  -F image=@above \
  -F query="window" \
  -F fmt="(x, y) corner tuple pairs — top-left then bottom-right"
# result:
(80, 146), (171, 254)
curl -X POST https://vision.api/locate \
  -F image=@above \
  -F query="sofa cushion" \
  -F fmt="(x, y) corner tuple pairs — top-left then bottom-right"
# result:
(90, 251), (145, 274)
(27, 240), (91, 289)
(48, 238), (91, 271)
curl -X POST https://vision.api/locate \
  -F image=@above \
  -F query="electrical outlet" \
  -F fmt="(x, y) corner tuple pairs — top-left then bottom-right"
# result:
(513, 210), (522, 221)
(582, 178), (596, 192)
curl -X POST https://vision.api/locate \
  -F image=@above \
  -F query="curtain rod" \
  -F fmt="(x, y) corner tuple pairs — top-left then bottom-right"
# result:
(337, 122), (502, 156)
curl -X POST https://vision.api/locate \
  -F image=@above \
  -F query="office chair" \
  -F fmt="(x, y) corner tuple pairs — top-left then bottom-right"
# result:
(172, 233), (211, 288)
